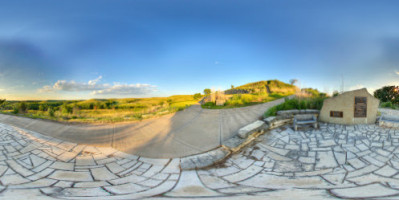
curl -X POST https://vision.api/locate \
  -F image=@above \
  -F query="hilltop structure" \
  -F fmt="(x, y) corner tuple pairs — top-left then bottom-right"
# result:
(319, 88), (379, 124)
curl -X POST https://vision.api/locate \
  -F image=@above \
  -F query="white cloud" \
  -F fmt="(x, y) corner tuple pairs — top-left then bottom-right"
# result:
(88, 75), (102, 85)
(38, 76), (156, 96)
(37, 85), (55, 93)
(92, 83), (156, 95)
(395, 71), (399, 75)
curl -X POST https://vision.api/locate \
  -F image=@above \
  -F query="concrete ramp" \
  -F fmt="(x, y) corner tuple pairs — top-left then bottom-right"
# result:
(0, 97), (288, 158)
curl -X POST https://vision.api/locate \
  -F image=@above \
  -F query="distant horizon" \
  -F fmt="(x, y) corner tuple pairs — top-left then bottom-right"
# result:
(1, 0), (399, 100)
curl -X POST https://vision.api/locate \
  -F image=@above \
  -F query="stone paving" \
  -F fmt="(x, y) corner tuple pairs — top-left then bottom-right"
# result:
(4, 122), (399, 199)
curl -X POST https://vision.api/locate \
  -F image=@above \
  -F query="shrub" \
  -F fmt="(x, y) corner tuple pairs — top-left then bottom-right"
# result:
(39, 105), (45, 111)
(193, 93), (202, 99)
(12, 106), (19, 114)
(48, 107), (55, 117)
(0, 99), (6, 108)
(132, 113), (143, 120)
(19, 102), (27, 113)
(203, 102), (215, 107)
(61, 102), (72, 114)
(380, 102), (396, 109)
(333, 91), (339, 97)
(264, 97), (326, 117)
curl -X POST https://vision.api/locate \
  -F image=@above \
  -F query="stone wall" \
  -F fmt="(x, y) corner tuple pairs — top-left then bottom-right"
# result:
(319, 88), (379, 124)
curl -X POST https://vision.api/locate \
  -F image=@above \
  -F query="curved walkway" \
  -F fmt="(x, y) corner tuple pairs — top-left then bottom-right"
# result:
(3, 122), (399, 199)
(0, 97), (288, 158)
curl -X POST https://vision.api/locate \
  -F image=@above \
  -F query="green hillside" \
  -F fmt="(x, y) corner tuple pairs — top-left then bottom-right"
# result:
(225, 80), (298, 95)
(203, 80), (297, 109)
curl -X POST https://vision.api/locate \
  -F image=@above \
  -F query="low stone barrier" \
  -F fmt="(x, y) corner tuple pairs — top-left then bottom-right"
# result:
(180, 146), (230, 170)
(179, 109), (320, 170)
(238, 120), (267, 139)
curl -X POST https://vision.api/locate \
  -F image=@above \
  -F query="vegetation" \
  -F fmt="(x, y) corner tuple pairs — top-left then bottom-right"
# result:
(0, 99), (5, 107)
(301, 88), (327, 98)
(289, 79), (298, 85)
(374, 86), (399, 104)
(203, 88), (211, 95)
(0, 95), (199, 123)
(202, 80), (298, 109)
(193, 93), (202, 99)
(264, 89), (327, 117)
(373, 85), (399, 109)
(224, 80), (297, 95)
(202, 93), (287, 109)
(380, 101), (398, 109)
(333, 90), (339, 97)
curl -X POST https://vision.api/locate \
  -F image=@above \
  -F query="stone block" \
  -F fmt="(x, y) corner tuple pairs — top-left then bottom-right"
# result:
(237, 120), (265, 139)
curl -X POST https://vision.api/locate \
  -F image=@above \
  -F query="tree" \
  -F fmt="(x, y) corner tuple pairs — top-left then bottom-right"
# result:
(289, 79), (298, 85)
(203, 88), (211, 95)
(231, 85), (234, 89)
(193, 93), (202, 99)
(47, 107), (55, 117)
(0, 99), (5, 110)
(333, 90), (339, 97)
(19, 102), (27, 113)
(374, 86), (399, 104)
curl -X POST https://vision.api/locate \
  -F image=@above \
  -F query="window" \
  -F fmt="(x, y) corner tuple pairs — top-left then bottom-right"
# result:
(330, 111), (343, 118)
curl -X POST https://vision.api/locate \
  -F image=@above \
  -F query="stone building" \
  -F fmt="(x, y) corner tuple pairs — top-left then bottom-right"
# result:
(319, 88), (379, 124)
(202, 91), (228, 106)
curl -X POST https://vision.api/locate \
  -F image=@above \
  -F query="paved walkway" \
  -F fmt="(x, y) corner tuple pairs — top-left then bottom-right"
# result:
(0, 98), (288, 158)
(3, 122), (399, 199)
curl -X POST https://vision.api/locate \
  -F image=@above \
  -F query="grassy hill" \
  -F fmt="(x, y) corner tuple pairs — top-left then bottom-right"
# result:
(225, 80), (298, 95)
(203, 80), (298, 109)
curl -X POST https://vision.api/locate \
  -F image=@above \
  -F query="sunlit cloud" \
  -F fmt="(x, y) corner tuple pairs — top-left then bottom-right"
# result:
(91, 83), (156, 95)
(395, 71), (399, 75)
(38, 76), (156, 95)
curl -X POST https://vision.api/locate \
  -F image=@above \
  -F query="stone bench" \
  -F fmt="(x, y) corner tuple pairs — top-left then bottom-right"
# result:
(293, 114), (318, 131)
(379, 115), (399, 128)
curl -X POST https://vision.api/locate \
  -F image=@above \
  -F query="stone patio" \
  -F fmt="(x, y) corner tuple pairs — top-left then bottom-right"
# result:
(2, 122), (399, 199)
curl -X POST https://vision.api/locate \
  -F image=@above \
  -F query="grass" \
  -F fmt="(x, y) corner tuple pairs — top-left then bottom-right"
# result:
(264, 96), (326, 117)
(380, 102), (399, 109)
(0, 95), (200, 123)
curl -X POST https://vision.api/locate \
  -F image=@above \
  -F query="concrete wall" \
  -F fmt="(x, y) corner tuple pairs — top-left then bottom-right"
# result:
(319, 88), (379, 124)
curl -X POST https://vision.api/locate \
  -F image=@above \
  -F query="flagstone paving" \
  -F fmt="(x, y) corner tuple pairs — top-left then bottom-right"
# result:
(3, 122), (399, 199)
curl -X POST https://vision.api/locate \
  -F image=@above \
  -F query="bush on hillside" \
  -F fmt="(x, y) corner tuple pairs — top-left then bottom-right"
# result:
(264, 97), (326, 117)
(380, 101), (396, 109)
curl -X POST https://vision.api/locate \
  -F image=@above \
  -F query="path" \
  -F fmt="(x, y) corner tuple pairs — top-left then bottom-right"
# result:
(2, 122), (399, 199)
(0, 97), (288, 158)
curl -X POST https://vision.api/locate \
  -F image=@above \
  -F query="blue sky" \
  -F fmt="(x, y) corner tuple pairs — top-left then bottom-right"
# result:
(1, 0), (399, 100)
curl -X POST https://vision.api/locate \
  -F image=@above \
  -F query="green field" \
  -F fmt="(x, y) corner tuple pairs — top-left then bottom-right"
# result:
(0, 95), (200, 123)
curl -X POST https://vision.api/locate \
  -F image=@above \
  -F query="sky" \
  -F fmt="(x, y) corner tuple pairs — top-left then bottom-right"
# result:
(1, 0), (399, 100)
